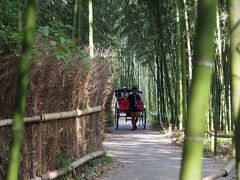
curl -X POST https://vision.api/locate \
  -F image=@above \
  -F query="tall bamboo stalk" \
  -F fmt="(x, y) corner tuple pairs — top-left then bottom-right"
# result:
(229, 0), (240, 178)
(88, 0), (94, 58)
(180, 0), (217, 179)
(163, 54), (175, 125)
(183, 0), (192, 83)
(212, 68), (219, 155)
(176, 0), (187, 129)
(216, 5), (225, 132)
(223, 41), (231, 131)
(179, 0), (188, 127)
(17, 0), (22, 32)
(7, 0), (38, 179)
(176, 0), (183, 129)
(76, 0), (81, 43)
(72, 0), (79, 39)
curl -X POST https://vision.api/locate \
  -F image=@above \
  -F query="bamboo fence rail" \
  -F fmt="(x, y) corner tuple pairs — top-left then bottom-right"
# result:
(29, 150), (105, 180)
(202, 159), (235, 180)
(206, 131), (234, 138)
(0, 106), (104, 127)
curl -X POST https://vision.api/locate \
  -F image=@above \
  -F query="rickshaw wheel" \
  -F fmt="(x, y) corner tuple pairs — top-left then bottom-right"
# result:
(115, 108), (119, 129)
(143, 108), (146, 129)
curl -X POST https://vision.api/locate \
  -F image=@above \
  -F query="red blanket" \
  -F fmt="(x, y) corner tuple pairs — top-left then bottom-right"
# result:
(138, 99), (144, 111)
(119, 98), (144, 111)
(119, 98), (130, 111)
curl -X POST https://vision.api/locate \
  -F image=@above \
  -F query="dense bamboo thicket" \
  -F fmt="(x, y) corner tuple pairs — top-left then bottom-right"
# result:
(112, 0), (232, 135)
(108, 0), (236, 178)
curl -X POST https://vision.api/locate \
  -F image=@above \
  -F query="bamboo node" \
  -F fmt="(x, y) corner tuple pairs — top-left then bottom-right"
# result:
(185, 135), (204, 142)
(194, 60), (214, 68)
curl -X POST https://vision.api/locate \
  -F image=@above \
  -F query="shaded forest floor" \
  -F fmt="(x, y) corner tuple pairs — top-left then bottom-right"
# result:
(101, 118), (232, 180)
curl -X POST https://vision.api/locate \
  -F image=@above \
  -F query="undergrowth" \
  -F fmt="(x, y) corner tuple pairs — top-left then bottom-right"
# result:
(76, 155), (114, 179)
(203, 138), (233, 160)
(171, 132), (233, 160)
(148, 116), (160, 129)
(56, 153), (71, 169)
(0, 25), (22, 56)
(57, 154), (116, 180)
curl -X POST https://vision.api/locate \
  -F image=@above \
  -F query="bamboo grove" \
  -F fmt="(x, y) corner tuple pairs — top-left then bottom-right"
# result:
(112, 0), (239, 179)
(1, 0), (240, 179)
(115, 0), (231, 134)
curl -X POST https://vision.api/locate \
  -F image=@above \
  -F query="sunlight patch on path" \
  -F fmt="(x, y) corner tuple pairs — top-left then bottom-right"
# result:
(102, 119), (227, 180)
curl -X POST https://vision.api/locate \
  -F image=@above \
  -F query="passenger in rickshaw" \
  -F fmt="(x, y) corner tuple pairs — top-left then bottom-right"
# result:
(120, 86), (129, 99)
(128, 86), (142, 130)
(129, 85), (142, 97)
(118, 86), (130, 111)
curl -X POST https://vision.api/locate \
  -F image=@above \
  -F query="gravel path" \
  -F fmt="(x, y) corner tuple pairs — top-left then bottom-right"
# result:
(102, 119), (229, 180)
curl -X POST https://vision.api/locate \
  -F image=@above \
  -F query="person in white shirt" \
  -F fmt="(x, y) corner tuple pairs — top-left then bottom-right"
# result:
(120, 86), (129, 99)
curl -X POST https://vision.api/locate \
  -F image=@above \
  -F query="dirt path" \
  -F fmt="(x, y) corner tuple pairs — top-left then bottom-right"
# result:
(102, 119), (228, 180)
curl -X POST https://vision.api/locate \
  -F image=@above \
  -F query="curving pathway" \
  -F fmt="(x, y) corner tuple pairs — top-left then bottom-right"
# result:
(102, 118), (229, 180)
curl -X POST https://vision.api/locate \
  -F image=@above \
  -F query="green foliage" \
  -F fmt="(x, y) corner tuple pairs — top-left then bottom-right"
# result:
(203, 138), (233, 160)
(38, 0), (72, 28)
(0, 25), (22, 56)
(41, 26), (49, 37)
(88, 155), (113, 171)
(102, 155), (114, 164)
(148, 115), (160, 128)
(70, 155), (115, 179)
(0, 1), (19, 28)
(37, 25), (90, 71)
(56, 153), (71, 169)
(0, 0), (25, 56)
(79, 98), (88, 109)
(216, 138), (233, 159)
(55, 154), (114, 179)
(203, 139), (212, 155)
(93, 1), (122, 49)
(0, 0), (74, 57)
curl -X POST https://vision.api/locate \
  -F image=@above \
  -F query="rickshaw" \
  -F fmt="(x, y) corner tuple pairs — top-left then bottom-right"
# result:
(114, 88), (146, 129)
